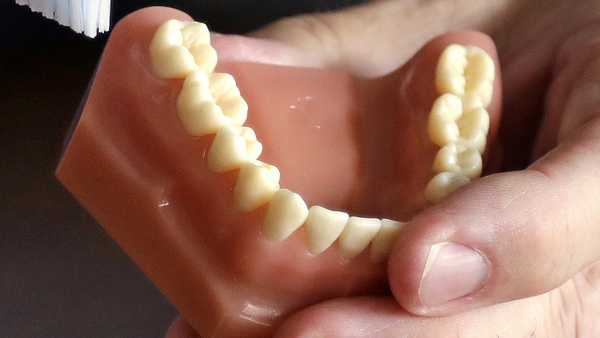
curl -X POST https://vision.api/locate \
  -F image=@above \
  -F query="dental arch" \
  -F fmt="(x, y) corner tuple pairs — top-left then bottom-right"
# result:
(149, 20), (495, 262)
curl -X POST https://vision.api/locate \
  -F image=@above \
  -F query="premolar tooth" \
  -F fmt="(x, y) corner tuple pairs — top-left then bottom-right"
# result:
(370, 219), (405, 263)
(338, 217), (382, 259)
(428, 93), (463, 146)
(305, 206), (349, 255)
(188, 44), (217, 75)
(262, 189), (309, 241)
(436, 44), (468, 96)
(425, 172), (471, 204)
(433, 144), (482, 179)
(207, 126), (262, 173)
(234, 161), (280, 212)
(150, 20), (196, 79)
(209, 73), (247, 125)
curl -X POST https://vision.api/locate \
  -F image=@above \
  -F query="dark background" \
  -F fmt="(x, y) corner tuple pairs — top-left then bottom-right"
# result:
(0, 1), (364, 337)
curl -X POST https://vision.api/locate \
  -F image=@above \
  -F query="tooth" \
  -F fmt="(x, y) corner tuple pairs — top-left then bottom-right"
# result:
(234, 161), (281, 212)
(428, 93), (463, 146)
(457, 107), (490, 153)
(209, 73), (248, 125)
(436, 44), (468, 96)
(207, 126), (262, 173)
(262, 189), (309, 241)
(433, 144), (482, 179)
(150, 20), (197, 79)
(338, 217), (382, 259)
(370, 219), (405, 263)
(304, 206), (349, 255)
(463, 47), (495, 110)
(188, 44), (218, 75)
(425, 172), (471, 204)
(180, 22), (210, 48)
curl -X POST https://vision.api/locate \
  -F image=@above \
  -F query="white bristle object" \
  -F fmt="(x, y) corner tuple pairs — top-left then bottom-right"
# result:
(15, 0), (111, 38)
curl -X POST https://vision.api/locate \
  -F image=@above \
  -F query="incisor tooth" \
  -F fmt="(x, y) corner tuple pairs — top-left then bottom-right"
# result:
(338, 217), (382, 259)
(433, 144), (482, 179)
(425, 172), (470, 204)
(234, 161), (280, 212)
(428, 93), (463, 146)
(370, 219), (405, 263)
(305, 206), (349, 255)
(263, 189), (309, 241)
(207, 126), (262, 172)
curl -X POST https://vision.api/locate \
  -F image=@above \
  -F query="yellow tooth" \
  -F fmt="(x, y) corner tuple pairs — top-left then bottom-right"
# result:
(188, 44), (217, 75)
(436, 44), (468, 96)
(457, 107), (490, 153)
(433, 143), (482, 179)
(180, 21), (210, 48)
(234, 161), (280, 212)
(338, 217), (382, 259)
(370, 219), (405, 263)
(207, 125), (262, 173)
(209, 73), (247, 125)
(428, 93), (463, 146)
(262, 189), (309, 241)
(305, 206), (349, 255)
(425, 172), (470, 204)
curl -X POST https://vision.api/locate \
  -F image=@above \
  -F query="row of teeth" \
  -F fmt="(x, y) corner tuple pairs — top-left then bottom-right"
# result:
(150, 19), (405, 262)
(424, 44), (495, 204)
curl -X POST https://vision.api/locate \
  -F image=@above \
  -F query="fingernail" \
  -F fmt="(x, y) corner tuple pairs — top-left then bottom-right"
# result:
(418, 242), (488, 307)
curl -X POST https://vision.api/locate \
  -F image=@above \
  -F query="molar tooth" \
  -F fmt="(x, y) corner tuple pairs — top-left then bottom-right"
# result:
(262, 189), (309, 241)
(305, 206), (349, 255)
(428, 93), (463, 146)
(425, 172), (471, 204)
(433, 144), (482, 179)
(234, 161), (280, 212)
(150, 20), (197, 79)
(338, 217), (382, 259)
(209, 73), (247, 125)
(436, 44), (468, 96)
(180, 22), (210, 48)
(188, 44), (218, 75)
(207, 126), (262, 173)
(463, 47), (495, 110)
(370, 219), (405, 263)
(457, 107), (489, 153)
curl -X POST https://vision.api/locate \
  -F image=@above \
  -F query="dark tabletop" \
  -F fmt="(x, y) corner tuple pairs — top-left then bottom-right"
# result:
(0, 1), (364, 337)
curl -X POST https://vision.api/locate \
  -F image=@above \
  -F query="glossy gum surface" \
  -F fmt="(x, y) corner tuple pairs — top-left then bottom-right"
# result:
(56, 8), (501, 338)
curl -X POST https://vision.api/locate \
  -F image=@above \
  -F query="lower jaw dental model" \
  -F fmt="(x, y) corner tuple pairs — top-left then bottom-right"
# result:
(57, 13), (496, 338)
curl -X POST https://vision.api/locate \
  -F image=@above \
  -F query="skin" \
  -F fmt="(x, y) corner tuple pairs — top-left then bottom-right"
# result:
(163, 0), (600, 337)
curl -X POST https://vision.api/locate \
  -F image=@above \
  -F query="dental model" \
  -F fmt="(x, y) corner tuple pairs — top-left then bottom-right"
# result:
(425, 44), (495, 203)
(150, 19), (407, 260)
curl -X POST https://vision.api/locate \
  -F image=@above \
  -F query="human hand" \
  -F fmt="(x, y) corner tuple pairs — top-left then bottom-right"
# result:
(163, 0), (600, 337)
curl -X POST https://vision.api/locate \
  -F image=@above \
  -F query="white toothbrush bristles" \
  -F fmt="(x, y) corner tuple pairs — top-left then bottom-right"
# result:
(15, 0), (111, 38)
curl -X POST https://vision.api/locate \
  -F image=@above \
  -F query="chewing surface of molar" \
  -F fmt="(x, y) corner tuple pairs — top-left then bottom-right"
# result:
(370, 219), (405, 263)
(305, 206), (350, 255)
(433, 143), (482, 179)
(207, 125), (262, 173)
(262, 189), (309, 241)
(436, 44), (495, 111)
(234, 161), (281, 212)
(338, 217), (382, 259)
(150, 20), (216, 79)
(424, 172), (471, 204)
(428, 93), (463, 147)
(457, 107), (490, 153)
(177, 71), (247, 136)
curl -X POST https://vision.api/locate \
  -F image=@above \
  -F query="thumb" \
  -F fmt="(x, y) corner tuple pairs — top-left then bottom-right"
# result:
(388, 30), (600, 317)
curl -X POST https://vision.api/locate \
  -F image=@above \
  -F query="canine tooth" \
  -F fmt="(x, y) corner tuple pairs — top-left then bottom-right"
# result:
(234, 161), (280, 212)
(188, 44), (218, 75)
(425, 172), (471, 204)
(436, 44), (468, 96)
(207, 126), (262, 173)
(370, 219), (405, 263)
(150, 20), (197, 79)
(263, 189), (309, 241)
(338, 217), (382, 259)
(428, 94), (463, 146)
(305, 206), (349, 255)
(433, 144), (482, 179)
